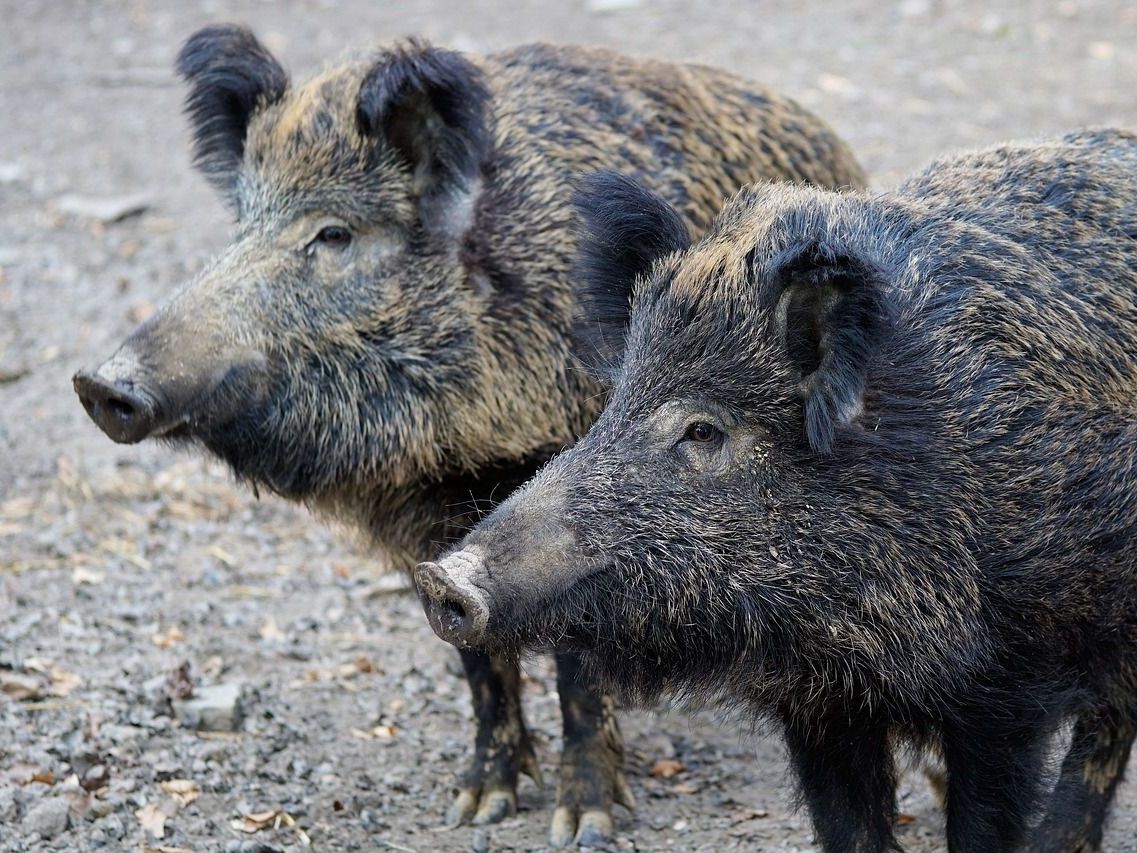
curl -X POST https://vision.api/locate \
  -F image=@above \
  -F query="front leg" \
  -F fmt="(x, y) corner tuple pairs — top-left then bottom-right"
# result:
(940, 711), (1051, 852)
(782, 709), (900, 853)
(449, 649), (543, 825)
(548, 651), (635, 847)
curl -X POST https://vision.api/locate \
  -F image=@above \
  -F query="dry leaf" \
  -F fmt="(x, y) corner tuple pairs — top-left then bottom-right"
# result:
(2, 764), (54, 785)
(208, 545), (236, 567)
(350, 724), (398, 741)
(649, 758), (686, 779)
(0, 497), (34, 519)
(136, 797), (182, 839)
(71, 567), (105, 585)
(151, 625), (186, 648)
(0, 672), (42, 701)
(233, 808), (282, 832)
(159, 779), (200, 807)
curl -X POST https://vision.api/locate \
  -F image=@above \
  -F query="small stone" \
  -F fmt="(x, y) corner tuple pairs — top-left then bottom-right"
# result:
(173, 683), (244, 732)
(56, 192), (151, 223)
(470, 827), (490, 853)
(22, 797), (71, 838)
(585, 0), (642, 9)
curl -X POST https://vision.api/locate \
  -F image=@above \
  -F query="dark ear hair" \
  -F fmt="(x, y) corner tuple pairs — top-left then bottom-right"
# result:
(762, 242), (893, 454)
(176, 25), (288, 202)
(572, 171), (692, 374)
(357, 41), (491, 235)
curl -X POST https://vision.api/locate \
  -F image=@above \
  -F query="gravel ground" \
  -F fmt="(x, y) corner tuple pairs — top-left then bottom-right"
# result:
(2, 1), (1137, 850)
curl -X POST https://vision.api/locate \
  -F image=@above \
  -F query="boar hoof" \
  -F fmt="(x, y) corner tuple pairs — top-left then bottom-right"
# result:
(447, 786), (517, 827)
(550, 806), (613, 848)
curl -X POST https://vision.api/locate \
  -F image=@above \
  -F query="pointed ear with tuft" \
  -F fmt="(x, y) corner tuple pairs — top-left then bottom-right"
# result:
(571, 171), (692, 375)
(356, 42), (491, 237)
(762, 242), (894, 454)
(175, 24), (288, 203)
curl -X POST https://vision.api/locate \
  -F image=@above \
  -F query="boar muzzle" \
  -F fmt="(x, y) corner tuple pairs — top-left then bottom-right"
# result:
(415, 551), (491, 648)
(73, 350), (168, 444)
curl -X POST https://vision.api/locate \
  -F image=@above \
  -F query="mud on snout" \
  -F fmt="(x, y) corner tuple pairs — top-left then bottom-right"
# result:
(415, 475), (608, 652)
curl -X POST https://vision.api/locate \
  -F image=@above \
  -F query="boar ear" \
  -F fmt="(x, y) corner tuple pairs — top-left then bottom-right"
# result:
(572, 172), (692, 375)
(357, 41), (491, 236)
(176, 25), (288, 202)
(764, 242), (893, 455)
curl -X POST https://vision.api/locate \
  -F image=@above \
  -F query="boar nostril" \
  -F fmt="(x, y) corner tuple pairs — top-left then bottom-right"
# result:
(440, 596), (468, 628)
(73, 370), (160, 445)
(414, 560), (490, 648)
(104, 396), (137, 421)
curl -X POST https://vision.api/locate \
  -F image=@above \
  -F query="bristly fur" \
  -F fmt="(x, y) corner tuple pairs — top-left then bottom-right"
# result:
(435, 129), (1137, 853)
(356, 40), (492, 234)
(759, 240), (896, 454)
(571, 171), (692, 378)
(83, 29), (868, 846)
(175, 24), (288, 201)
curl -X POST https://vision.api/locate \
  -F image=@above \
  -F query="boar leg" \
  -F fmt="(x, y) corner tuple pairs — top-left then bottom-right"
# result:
(940, 713), (1051, 852)
(449, 649), (542, 825)
(782, 711), (899, 853)
(1027, 698), (1136, 852)
(548, 652), (634, 847)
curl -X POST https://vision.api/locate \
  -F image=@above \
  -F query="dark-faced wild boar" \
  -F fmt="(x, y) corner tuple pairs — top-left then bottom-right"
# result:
(72, 23), (866, 846)
(417, 130), (1137, 852)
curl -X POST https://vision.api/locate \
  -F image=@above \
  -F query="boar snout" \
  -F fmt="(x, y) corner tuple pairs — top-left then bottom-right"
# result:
(415, 550), (491, 648)
(73, 348), (169, 444)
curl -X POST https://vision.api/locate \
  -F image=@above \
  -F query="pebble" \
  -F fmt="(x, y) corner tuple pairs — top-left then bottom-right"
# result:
(469, 827), (490, 852)
(21, 797), (71, 839)
(56, 192), (151, 223)
(173, 683), (244, 732)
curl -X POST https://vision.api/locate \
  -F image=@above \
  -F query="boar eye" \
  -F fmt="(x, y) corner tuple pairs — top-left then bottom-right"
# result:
(683, 422), (722, 444)
(315, 225), (352, 248)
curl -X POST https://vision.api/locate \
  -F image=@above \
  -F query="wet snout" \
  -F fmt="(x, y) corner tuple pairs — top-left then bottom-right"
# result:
(415, 549), (491, 648)
(73, 347), (168, 444)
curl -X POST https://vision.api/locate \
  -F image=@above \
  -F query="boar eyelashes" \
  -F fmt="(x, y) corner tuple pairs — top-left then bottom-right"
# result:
(176, 25), (289, 202)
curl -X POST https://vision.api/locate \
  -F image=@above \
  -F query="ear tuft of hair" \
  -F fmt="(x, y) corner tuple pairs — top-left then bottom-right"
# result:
(571, 171), (692, 376)
(762, 241), (894, 454)
(176, 24), (288, 201)
(356, 41), (491, 231)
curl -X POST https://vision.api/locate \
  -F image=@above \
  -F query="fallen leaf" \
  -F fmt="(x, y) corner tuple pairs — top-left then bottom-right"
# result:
(151, 625), (185, 648)
(71, 567), (106, 586)
(350, 724), (398, 740)
(649, 758), (686, 779)
(0, 672), (43, 701)
(208, 545), (237, 567)
(57, 192), (151, 223)
(136, 797), (182, 839)
(258, 617), (285, 642)
(159, 779), (200, 807)
(233, 808), (282, 832)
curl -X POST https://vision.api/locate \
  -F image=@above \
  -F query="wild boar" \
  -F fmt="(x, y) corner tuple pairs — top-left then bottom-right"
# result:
(417, 130), (1137, 851)
(73, 24), (866, 846)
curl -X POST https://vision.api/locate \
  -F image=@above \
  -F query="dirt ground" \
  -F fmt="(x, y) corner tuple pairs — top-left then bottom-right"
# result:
(2, 1), (1137, 850)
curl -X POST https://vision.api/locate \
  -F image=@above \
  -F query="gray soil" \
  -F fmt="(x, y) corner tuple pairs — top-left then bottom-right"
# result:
(2, 1), (1136, 850)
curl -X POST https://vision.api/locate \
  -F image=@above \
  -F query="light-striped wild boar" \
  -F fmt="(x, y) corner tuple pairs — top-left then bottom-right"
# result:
(74, 24), (866, 845)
